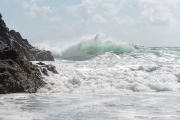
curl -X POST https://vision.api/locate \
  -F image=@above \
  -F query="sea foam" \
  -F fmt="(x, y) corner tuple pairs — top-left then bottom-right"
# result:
(33, 52), (180, 94)
(33, 34), (180, 94)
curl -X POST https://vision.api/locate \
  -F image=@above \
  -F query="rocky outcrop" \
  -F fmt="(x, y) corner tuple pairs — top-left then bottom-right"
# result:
(0, 13), (54, 61)
(0, 41), (46, 94)
(36, 62), (58, 76)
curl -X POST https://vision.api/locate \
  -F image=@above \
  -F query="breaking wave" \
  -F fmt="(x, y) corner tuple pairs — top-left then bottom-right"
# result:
(35, 33), (162, 61)
(33, 33), (180, 94)
(61, 35), (133, 60)
(34, 57), (180, 94)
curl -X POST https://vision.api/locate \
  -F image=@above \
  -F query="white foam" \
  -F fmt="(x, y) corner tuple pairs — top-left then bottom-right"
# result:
(1, 93), (180, 119)
(32, 51), (180, 94)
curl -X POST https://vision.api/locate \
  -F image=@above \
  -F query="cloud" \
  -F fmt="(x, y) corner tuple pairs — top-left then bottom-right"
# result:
(101, 0), (122, 15)
(123, 0), (180, 8)
(47, 16), (61, 22)
(28, 11), (36, 17)
(21, 0), (57, 17)
(92, 14), (107, 23)
(114, 16), (135, 26)
(15, 0), (62, 22)
(10, 0), (180, 47)
(141, 4), (177, 26)
(65, 0), (102, 20)
(65, 5), (79, 13)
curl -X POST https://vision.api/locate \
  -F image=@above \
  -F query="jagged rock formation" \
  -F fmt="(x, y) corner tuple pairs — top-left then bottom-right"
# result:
(36, 62), (58, 76)
(0, 13), (54, 61)
(0, 41), (46, 94)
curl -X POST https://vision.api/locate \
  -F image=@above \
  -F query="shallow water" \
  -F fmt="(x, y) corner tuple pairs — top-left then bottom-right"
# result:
(0, 93), (180, 120)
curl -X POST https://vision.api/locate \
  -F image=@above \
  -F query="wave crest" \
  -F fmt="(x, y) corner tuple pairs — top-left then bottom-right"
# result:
(61, 34), (133, 60)
(35, 34), (162, 61)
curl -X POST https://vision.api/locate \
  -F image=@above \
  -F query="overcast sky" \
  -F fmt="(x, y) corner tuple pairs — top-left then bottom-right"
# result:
(1, 0), (180, 47)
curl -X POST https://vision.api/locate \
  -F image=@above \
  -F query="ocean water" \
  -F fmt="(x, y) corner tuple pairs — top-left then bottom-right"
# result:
(1, 39), (180, 119)
(0, 93), (180, 120)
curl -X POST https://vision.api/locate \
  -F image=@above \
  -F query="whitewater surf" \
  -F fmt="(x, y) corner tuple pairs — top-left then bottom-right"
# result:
(33, 35), (180, 94)
(2, 35), (180, 120)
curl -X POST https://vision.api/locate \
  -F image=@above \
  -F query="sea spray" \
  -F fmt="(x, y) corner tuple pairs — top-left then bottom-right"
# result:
(33, 46), (180, 94)
(32, 33), (180, 93)
(61, 37), (133, 60)
(35, 34), (162, 61)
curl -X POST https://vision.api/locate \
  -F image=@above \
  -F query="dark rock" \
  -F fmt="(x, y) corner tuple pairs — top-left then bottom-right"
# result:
(47, 65), (58, 74)
(35, 50), (54, 61)
(0, 45), (46, 94)
(36, 62), (46, 66)
(0, 13), (54, 61)
(36, 62), (58, 76)
(41, 68), (49, 76)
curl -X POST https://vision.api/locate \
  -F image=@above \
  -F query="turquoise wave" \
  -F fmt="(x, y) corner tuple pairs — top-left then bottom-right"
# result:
(61, 39), (133, 60)
(60, 35), (161, 61)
